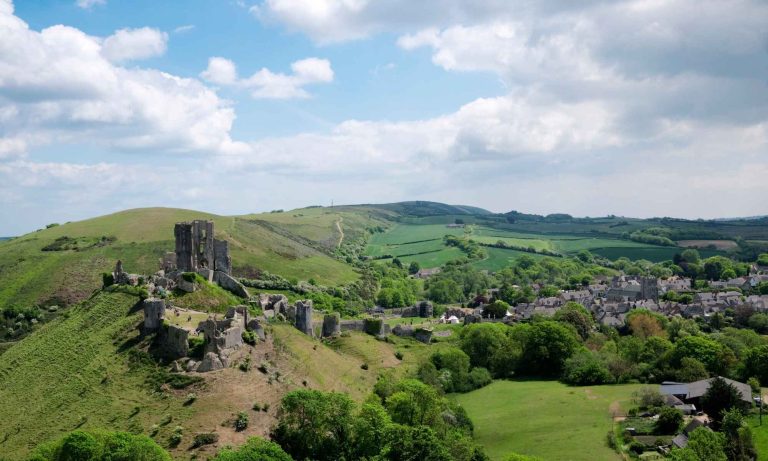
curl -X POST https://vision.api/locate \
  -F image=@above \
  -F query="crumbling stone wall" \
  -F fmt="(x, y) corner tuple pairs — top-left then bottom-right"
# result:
(157, 324), (189, 359)
(175, 220), (214, 272)
(295, 300), (313, 337)
(143, 298), (166, 330)
(322, 313), (341, 337)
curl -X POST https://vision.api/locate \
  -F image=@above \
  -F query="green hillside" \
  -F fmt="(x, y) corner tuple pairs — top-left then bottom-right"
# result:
(0, 291), (190, 459)
(0, 207), (367, 313)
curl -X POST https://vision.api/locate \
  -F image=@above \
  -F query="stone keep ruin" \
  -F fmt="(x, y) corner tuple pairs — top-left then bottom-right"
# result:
(174, 220), (231, 274)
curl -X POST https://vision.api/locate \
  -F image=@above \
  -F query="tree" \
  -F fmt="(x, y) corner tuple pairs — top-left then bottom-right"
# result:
(721, 408), (757, 461)
(670, 427), (727, 461)
(673, 335), (723, 372)
(744, 345), (768, 386)
(381, 425), (451, 461)
(385, 379), (442, 427)
(747, 377), (761, 395)
(627, 309), (667, 339)
(561, 350), (612, 385)
(633, 386), (665, 410)
(460, 323), (510, 371)
(271, 390), (356, 461)
(674, 357), (709, 382)
(519, 321), (580, 377)
(701, 377), (744, 430)
(430, 348), (472, 392)
(655, 407), (683, 434)
(408, 261), (421, 275)
(352, 401), (393, 460)
(212, 437), (293, 461)
(681, 249), (701, 264)
(553, 302), (594, 340)
(482, 300), (510, 319)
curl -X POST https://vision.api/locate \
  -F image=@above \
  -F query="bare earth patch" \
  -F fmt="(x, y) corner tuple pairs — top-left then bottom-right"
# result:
(677, 240), (738, 250)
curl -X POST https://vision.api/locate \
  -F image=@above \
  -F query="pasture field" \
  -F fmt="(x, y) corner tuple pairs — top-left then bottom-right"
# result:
(454, 380), (643, 461)
(367, 224), (465, 246)
(471, 247), (547, 272)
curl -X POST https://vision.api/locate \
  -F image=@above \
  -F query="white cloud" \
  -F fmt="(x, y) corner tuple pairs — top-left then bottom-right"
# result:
(0, 4), (244, 156)
(76, 0), (105, 9)
(101, 27), (168, 63)
(200, 57), (238, 85)
(200, 56), (334, 99)
(173, 25), (195, 34)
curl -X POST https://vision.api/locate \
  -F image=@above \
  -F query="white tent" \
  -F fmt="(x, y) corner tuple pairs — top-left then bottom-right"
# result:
(447, 315), (460, 324)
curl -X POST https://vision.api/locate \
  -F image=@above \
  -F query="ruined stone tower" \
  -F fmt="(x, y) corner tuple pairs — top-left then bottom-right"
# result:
(174, 220), (231, 274)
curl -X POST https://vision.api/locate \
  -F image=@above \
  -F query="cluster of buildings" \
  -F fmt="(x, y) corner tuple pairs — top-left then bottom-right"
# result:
(433, 271), (768, 327)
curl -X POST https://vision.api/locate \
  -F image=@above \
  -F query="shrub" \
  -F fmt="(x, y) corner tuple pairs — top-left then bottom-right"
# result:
(239, 356), (252, 372)
(242, 330), (257, 345)
(234, 412), (249, 432)
(655, 407), (683, 434)
(469, 367), (493, 389)
(185, 393), (197, 405)
(252, 402), (262, 411)
(361, 363), (369, 370)
(193, 432), (219, 447)
(628, 441), (646, 454)
(395, 351), (404, 360)
(102, 272), (114, 287)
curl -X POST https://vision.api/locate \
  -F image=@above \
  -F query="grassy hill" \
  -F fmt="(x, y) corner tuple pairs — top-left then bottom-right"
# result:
(0, 287), (431, 460)
(0, 207), (372, 313)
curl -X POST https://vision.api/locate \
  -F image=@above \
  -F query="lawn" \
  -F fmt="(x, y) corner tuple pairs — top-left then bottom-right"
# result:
(453, 380), (643, 461)
(749, 415), (768, 461)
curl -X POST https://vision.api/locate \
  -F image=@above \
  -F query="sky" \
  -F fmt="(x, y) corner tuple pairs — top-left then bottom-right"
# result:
(0, 0), (767, 235)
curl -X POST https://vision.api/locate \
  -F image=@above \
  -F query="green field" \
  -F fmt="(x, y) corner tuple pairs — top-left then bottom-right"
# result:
(454, 380), (643, 461)
(365, 221), (730, 270)
(470, 247), (547, 272)
(749, 415), (768, 461)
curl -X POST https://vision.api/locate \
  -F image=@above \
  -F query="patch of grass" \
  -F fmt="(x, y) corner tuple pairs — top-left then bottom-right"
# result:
(748, 415), (768, 461)
(453, 380), (644, 461)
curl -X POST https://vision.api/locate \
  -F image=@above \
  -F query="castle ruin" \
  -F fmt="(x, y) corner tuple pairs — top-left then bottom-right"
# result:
(174, 220), (231, 274)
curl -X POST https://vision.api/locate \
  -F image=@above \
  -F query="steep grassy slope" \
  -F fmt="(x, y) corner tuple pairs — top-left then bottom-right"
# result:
(0, 291), (192, 459)
(0, 287), (431, 460)
(0, 208), (363, 313)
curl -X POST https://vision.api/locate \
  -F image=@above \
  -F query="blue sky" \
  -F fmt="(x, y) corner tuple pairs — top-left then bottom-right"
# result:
(0, 0), (767, 235)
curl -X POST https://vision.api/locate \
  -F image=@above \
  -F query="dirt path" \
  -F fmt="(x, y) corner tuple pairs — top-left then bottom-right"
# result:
(335, 216), (344, 249)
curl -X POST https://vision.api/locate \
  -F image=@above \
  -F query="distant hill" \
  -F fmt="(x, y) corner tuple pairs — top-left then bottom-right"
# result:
(353, 201), (492, 217)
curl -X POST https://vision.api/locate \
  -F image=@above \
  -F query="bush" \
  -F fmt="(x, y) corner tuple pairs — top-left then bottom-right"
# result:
(628, 441), (646, 454)
(211, 437), (293, 461)
(234, 412), (249, 431)
(102, 272), (114, 287)
(242, 330), (257, 345)
(32, 430), (170, 461)
(469, 367), (492, 389)
(395, 351), (404, 360)
(193, 432), (219, 447)
(655, 407), (683, 434)
(361, 363), (369, 370)
(252, 402), (262, 411)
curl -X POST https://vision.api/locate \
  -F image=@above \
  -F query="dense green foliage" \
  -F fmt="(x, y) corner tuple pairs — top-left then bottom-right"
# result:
(30, 430), (170, 461)
(271, 383), (487, 461)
